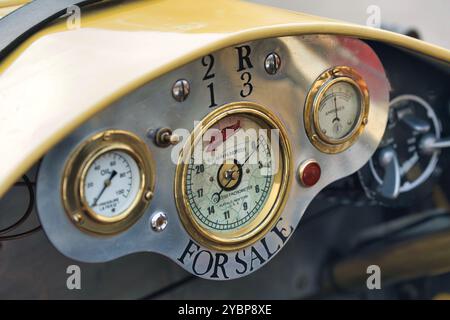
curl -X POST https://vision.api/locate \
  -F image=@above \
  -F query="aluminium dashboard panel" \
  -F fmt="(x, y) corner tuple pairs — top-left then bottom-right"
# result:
(36, 34), (390, 280)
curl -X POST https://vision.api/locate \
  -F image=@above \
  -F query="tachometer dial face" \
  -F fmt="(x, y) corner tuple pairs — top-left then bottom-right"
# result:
(316, 80), (362, 141)
(82, 150), (141, 219)
(186, 115), (274, 233)
(175, 103), (290, 250)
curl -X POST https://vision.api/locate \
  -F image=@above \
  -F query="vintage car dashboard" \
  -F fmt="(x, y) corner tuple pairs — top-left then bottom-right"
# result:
(35, 34), (390, 280)
(1, 0), (450, 287)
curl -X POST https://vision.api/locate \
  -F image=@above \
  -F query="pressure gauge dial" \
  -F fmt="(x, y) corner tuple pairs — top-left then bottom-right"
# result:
(175, 102), (291, 251)
(62, 130), (155, 234)
(82, 150), (141, 220)
(305, 66), (369, 153)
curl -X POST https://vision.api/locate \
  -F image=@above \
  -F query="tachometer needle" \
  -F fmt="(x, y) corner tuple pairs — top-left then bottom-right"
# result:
(243, 137), (260, 165)
(92, 170), (117, 207)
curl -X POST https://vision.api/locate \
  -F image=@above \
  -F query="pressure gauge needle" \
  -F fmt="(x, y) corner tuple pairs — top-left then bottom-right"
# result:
(91, 170), (117, 207)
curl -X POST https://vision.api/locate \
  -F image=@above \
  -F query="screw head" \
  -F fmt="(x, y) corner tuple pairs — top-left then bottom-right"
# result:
(144, 191), (154, 201)
(102, 132), (112, 141)
(72, 213), (84, 224)
(172, 79), (190, 102)
(264, 52), (281, 75)
(150, 212), (168, 232)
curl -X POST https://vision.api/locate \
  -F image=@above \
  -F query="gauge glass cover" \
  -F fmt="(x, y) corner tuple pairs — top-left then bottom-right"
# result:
(186, 115), (274, 233)
(175, 103), (290, 250)
(83, 150), (141, 218)
(316, 80), (362, 141)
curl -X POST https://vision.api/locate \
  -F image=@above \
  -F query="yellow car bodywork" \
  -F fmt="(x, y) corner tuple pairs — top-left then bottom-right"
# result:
(0, 0), (449, 197)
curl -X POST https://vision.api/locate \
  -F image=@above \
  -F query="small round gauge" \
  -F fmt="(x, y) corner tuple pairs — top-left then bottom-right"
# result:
(175, 102), (291, 251)
(316, 79), (362, 141)
(82, 150), (141, 220)
(305, 66), (369, 153)
(62, 130), (155, 234)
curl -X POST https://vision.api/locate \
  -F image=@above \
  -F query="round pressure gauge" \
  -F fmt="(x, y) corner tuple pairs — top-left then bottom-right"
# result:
(174, 102), (291, 251)
(62, 130), (155, 234)
(304, 66), (369, 153)
(81, 150), (141, 220)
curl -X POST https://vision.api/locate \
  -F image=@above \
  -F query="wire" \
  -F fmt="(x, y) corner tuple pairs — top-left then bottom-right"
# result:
(0, 225), (42, 241)
(0, 175), (35, 235)
(0, 174), (42, 241)
(14, 181), (36, 187)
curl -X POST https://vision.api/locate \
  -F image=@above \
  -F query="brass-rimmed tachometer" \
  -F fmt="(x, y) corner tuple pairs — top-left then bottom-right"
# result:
(62, 130), (155, 235)
(174, 102), (291, 251)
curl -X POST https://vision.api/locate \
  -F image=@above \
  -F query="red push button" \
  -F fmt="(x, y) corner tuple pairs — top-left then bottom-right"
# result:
(299, 160), (321, 187)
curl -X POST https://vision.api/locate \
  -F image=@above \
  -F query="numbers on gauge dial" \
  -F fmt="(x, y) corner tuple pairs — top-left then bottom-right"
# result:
(317, 81), (361, 140)
(185, 115), (275, 232)
(83, 150), (141, 218)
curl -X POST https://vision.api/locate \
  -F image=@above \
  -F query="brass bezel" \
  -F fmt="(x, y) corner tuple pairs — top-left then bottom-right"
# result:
(304, 66), (370, 154)
(61, 130), (155, 235)
(174, 102), (291, 251)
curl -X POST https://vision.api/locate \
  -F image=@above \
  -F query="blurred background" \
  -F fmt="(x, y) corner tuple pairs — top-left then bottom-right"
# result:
(250, 0), (450, 49)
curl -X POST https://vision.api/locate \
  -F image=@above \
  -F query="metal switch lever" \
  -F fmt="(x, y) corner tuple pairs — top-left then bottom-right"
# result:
(155, 127), (180, 147)
(378, 147), (401, 199)
(399, 113), (431, 133)
(420, 134), (450, 155)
